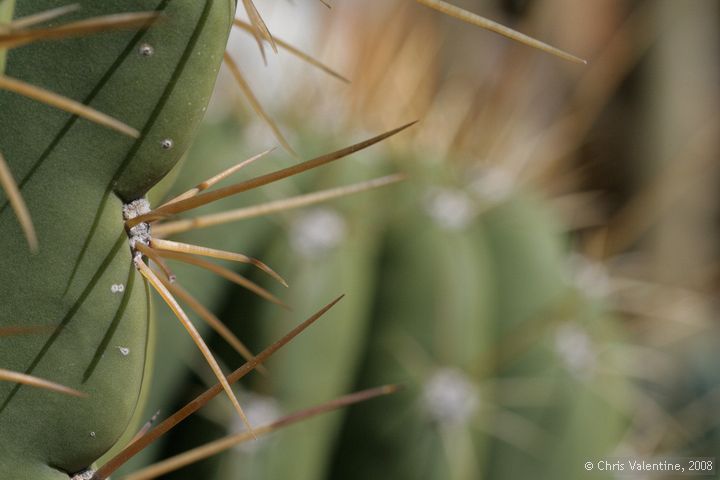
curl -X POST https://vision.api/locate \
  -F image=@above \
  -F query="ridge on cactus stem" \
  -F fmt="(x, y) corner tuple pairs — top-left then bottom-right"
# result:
(0, 7), (161, 252)
(122, 385), (401, 480)
(93, 295), (346, 480)
(1, 2), (239, 477)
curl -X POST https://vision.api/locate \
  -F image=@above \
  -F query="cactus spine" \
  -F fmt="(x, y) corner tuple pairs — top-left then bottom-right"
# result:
(0, 1), (235, 477)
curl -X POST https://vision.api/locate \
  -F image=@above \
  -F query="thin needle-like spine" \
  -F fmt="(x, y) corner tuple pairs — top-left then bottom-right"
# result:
(6, 4), (80, 29)
(134, 257), (256, 439)
(159, 148), (275, 208)
(223, 51), (296, 156)
(129, 410), (161, 444)
(159, 276), (268, 374)
(127, 122), (417, 226)
(0, 75), (139, 137)
(155, 250), (288, 309)
(233, 20), (349, 83)
(134, 243), (176, 283)
(242, 0), (277, 53)
(0, 12), (161, 49)
(150, 238), (287, 287)
(92, 295), (344, 480)
(0, 368), (86, 397)
(240, 0), (268, 62)
(0, 325), (53, 336)
(122, 385), (400, 480)
(0, 152), (37, 252)
(154, 174), (406, 237)
(414, 0), (586, 64)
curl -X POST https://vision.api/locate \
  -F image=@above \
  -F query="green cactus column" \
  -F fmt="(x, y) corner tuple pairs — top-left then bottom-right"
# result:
(329, 167), (497, 480)
(0, 1), (235, 477)
(214, 151), (392, 480)
(329, 164), (630, 480)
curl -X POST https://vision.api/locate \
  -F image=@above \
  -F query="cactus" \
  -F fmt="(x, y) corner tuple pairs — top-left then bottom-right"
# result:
(324, 167), (629, 480)
(0, 1), (236, 477)
(167, 120), (630, 480)
(0, 1), (597, 478)
(0, 5), (407, 472)
(244, 159), (393, 480)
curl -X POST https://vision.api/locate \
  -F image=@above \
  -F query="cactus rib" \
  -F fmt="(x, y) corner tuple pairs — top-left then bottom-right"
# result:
(0, 233), (126, 413)
(123, 385), (401, 480)
(93, 295), (345, 480)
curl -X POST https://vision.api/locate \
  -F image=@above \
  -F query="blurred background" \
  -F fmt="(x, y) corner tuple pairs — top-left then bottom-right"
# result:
(116, 0), (720, 478)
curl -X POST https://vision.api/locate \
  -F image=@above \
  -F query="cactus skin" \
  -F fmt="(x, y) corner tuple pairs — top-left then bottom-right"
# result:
(329, 174), (496, 480)
(482, 196), (628, 480)
(328, 175), (628, 480)
(250, 160), (388, 480)
(0, 1), (235, 477)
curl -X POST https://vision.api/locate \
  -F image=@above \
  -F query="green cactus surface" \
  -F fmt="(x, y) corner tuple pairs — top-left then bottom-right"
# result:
(328, 169), (628, 480)
(0, 1), (235, 477)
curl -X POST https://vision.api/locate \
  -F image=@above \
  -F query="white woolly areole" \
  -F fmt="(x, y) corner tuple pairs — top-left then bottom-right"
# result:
(290, 208), (347, 258)
(424, 187), (476, 231)
(122, 197), (152, 254)
(70, 470), (95, 480)
(422, 367), (480, 425)
(231, 393), (282, 454)
(471, 167), (515, 203)
(554, 323), (597, 377)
